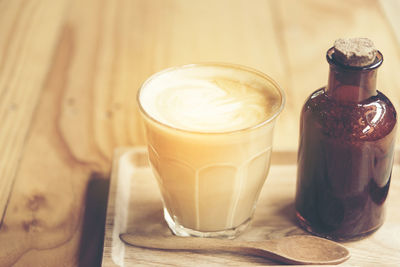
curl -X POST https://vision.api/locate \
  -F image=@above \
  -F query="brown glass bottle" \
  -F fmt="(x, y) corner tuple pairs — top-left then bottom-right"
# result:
(295, 46), (397, 240)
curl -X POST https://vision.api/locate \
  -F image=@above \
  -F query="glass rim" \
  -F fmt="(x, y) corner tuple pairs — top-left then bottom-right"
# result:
(137, 62), (286, 135)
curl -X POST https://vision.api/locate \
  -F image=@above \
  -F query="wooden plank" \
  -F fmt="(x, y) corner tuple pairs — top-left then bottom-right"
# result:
(0, 0), (115, 264)
(0, 20), (85, 267)
(103, 148), (400, 266)
(379, 0), (400, 46)
(57, 0), (286, 154)
(0, 0), (69, 226)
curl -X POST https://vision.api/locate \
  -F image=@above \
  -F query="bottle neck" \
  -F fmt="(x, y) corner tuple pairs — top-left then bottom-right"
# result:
(326, 66), (377, 102)
(325, 47), (382, 103)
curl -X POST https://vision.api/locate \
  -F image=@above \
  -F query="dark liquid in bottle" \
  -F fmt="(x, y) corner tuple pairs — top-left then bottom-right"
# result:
(296, 89), (396, 240)
(295, 48), (397, 240)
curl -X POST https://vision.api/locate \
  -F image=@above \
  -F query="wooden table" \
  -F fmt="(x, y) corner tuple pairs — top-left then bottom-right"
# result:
(0, 0), (399, 266)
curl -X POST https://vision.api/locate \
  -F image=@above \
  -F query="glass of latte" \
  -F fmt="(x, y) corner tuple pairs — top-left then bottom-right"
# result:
(137, 63), (285, 238)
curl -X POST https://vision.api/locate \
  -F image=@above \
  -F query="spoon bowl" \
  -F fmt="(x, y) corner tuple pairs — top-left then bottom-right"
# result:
(120, 234), (350, 265)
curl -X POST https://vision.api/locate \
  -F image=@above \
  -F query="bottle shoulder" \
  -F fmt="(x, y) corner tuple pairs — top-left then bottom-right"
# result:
(303, 88), (397, 111)
(301, 88), (397, 141)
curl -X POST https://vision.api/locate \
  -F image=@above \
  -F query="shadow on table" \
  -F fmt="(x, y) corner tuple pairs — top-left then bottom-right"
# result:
(276, 201), (298, 225)
(78, 172), (110, 267)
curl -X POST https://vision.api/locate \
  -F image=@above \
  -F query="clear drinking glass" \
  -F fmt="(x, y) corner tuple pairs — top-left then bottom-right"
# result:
(137, 63), (285, 238)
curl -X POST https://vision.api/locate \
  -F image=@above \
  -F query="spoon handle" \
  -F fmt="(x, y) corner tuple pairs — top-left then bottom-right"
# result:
(120, 233), (247, 251)
(120, 233), (287, 264)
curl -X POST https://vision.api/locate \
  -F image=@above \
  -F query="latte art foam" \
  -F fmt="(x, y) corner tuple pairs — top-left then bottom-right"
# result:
(140, 67), (280, 133)
(138, 64), (284, 235)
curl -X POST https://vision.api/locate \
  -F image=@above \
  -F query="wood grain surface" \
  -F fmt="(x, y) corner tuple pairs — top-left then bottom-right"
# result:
(0, 0), (399, 266)
(103, 148), (400, 267)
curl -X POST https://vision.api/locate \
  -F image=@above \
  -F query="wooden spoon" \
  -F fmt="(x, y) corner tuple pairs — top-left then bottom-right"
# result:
(120, 233), (350, 265)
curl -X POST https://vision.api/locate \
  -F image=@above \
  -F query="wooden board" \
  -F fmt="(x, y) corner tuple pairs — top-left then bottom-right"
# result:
(102, 147), (400, 267)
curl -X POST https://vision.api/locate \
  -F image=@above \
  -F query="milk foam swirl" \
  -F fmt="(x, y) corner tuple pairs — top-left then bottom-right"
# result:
(140, 68), (279, 133)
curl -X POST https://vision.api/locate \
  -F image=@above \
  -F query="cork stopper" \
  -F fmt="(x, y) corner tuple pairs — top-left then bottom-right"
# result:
(333, 38), (377, 67)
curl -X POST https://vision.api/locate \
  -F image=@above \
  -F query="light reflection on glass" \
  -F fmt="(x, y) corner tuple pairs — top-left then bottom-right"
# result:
(362, 102), (385, 134)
